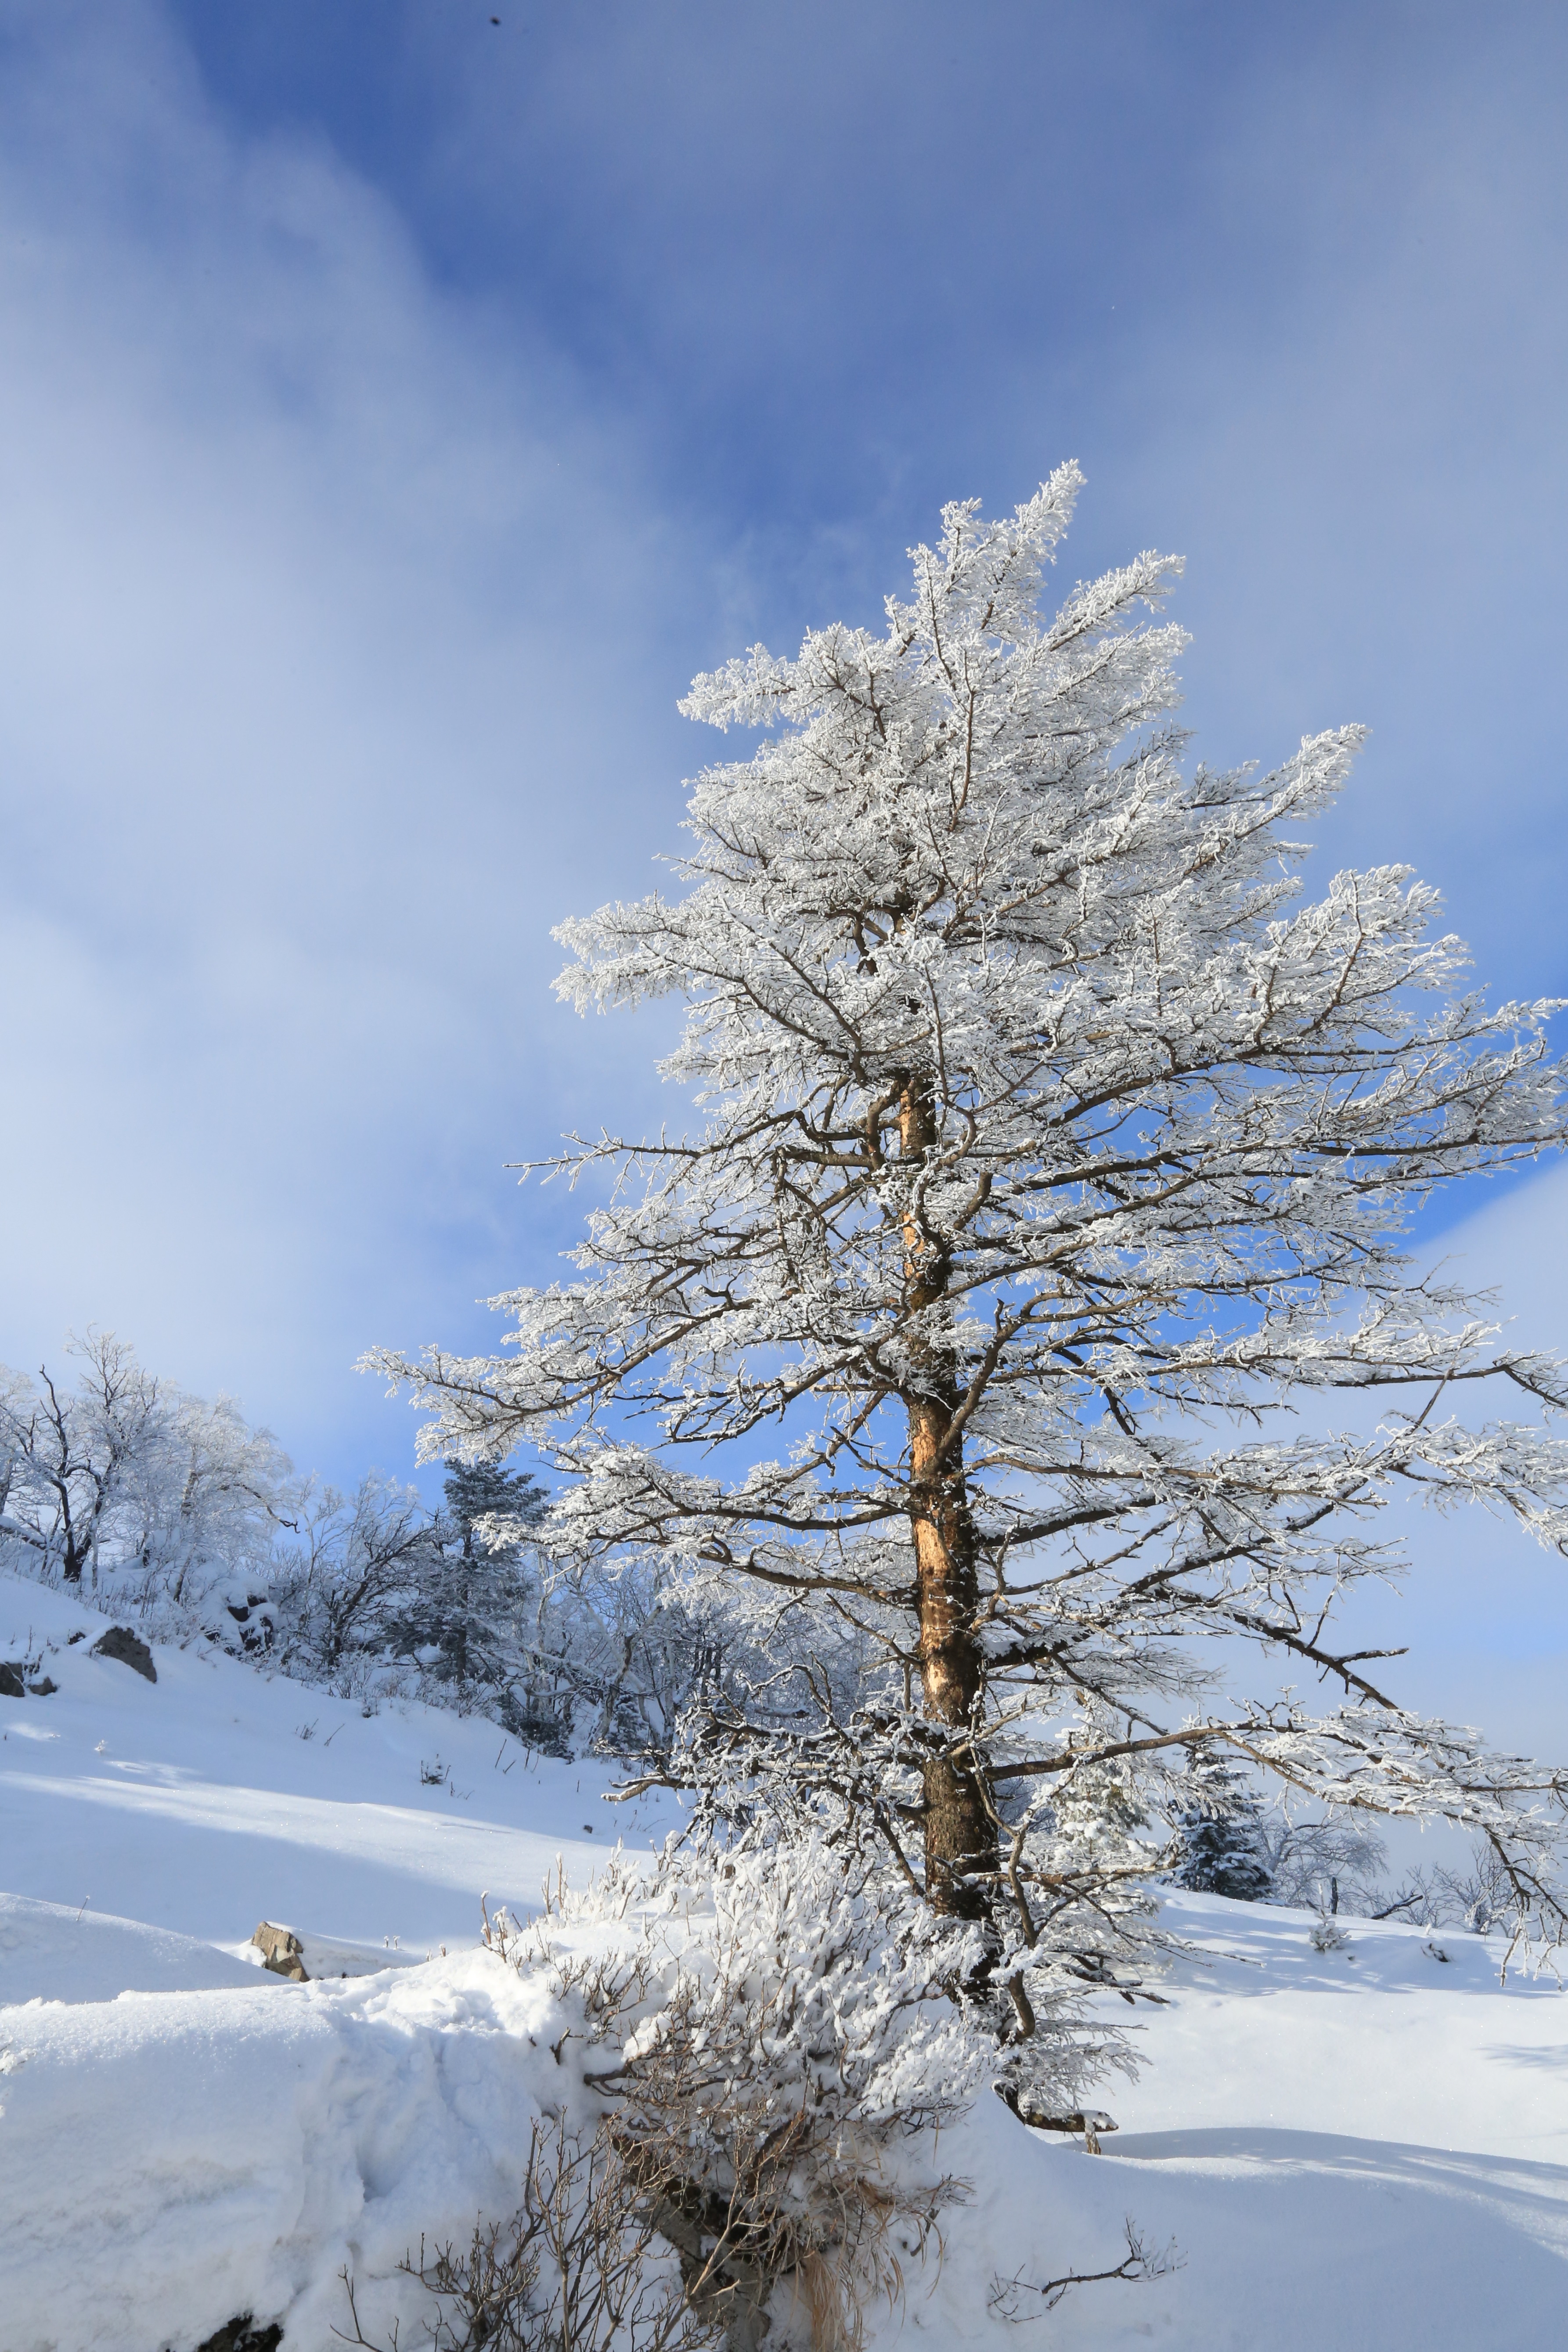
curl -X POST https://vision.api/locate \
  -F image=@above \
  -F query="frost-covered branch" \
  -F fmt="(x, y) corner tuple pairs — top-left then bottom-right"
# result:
(367, 468), (1568, 1996)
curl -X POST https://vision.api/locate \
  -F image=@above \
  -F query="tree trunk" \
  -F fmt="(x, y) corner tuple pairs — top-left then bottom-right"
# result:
(60, 1513), (86, 1586)
(900, 1076), (996, 1923)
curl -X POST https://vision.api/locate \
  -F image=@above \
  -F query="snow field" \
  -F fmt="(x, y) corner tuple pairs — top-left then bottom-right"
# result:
(0, 1572), (661, 1957)
(3, 1569), (1568, 2351)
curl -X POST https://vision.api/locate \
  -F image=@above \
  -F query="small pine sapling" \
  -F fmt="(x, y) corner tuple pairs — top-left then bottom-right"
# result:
(1168, 1750), (1275, 1904)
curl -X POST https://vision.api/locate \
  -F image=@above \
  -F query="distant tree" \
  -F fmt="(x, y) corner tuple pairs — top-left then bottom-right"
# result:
(126, 1387), (300, 1622)
(443, 1458), (549, 1555)
(0, 1332), (296, 1606)
(383, 1461), (550, 1720)
(0, 1339), (707, 1748)
(1260, 1812), (1388, 1915)
(0, 1333), (166, 1586)
(270, 1473), (442, 1688)
(1169, 1752), (1274, 1904)
(432, 1461), (779, 1753)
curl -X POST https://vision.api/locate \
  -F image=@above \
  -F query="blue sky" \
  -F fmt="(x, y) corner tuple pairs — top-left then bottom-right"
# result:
(4, 0), (1568, 1739)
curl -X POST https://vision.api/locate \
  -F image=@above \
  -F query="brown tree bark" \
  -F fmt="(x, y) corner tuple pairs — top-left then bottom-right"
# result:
(899, 1075), (997, 1923)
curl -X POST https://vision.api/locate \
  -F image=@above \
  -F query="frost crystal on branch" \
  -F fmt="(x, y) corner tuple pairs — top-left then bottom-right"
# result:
(368, 465), (1568, 2018)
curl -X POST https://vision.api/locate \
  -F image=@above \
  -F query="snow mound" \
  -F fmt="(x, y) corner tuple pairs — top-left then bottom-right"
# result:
(0, 1569), (668, 1955)
(5, 1899), (1568, 2352)
(0, 1894), (277, 2006)
(896, 2091), (1568, 2352)
(0, 1947), (566, 2352)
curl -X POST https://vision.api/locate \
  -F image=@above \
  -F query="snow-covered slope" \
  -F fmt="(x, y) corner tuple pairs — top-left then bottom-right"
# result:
(3, 1567), (1567, 2351)
(920, 1895), (1568, 2352)
(0, 1571), (667, 1959)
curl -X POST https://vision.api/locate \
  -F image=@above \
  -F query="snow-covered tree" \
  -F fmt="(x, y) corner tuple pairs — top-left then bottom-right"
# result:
(370, 466), (1568, 2015)
(0, 1333), (168, 1587)
(124, 1387), (301, 1632)
(443, 1458), (549, 1554)
(1258, 1811), (1388, 1914)
(0, 1333), (298, 1613)
(269, 1472), (443, 1688)
(1168, 1751), (1274, 1904)
(377, 1461), (546, 1704)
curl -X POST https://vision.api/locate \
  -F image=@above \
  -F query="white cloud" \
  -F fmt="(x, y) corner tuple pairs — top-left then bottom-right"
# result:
(1304, 1168), (1568, 1766)
(0, 1), (701, 1476)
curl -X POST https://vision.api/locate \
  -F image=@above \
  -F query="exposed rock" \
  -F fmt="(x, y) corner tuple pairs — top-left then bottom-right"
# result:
(26, 1675), (58, 1697)
(1026, 2106), (1117, 2136)
(999, 2083), (1118, 2150)
(0, 1662), (25, 1699)
(251, 1921), (309, 1982)
(191, 2317), (283, 2352)
(90, 1625), (158, 1683)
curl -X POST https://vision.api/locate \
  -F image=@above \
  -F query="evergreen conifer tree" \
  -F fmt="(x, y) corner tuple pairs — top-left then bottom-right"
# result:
(383, 1462), (547, 1707)
(442, 1459), (548, 1556)
(1170, 1753), (1275, 1904)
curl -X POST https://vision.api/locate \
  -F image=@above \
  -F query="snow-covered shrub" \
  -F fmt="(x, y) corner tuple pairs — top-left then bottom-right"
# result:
(340, 2110), (714, 2352)
(1356, 1834), (1522, 1935)
(490, 1840), (986, 2351)
(650, 1685), (1151, 2111)
(1309, 1907), (1350, 1954)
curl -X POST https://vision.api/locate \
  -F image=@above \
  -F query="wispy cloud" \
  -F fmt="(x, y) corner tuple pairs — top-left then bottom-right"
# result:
(0, 0), (699, 1472)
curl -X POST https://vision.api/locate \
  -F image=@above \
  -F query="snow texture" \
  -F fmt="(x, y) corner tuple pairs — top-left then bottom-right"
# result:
(0, 1570), (663, 1953)
(0, 1895), (274, 2007)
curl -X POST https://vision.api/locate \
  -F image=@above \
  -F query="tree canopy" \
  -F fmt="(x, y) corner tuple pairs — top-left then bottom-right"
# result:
(371, 467), (1568, 2027)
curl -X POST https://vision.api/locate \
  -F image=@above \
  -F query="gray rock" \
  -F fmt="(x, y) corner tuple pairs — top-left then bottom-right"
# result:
(90, 1625), (157, 1683)
(251, 1921), (309, 1982)
(191, 2318), (282, 2352)
(26, 1675), (58, 1697)
(0, 1662), (25, 1699)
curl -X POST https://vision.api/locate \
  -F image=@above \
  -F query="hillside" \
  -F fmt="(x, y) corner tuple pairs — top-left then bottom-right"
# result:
(3, 1569), (1566, 2351)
